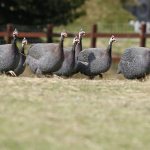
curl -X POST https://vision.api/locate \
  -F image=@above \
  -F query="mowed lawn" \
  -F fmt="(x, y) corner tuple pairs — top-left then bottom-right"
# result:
(0, 75), (150, 150)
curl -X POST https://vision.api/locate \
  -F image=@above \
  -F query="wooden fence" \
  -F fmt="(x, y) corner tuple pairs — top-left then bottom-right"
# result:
(0, 23), (150, 62)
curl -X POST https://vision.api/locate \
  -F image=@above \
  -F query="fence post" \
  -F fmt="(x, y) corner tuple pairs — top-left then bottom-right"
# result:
(47, 24), (53, 43)
(140, 22), (146, 47)
(5, 24), (14, 44)
(91, 24), (97, 48)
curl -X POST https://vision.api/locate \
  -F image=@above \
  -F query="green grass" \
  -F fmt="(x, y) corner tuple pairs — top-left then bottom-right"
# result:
(54, 0), (135, 32)
(0, 75), (150, 150)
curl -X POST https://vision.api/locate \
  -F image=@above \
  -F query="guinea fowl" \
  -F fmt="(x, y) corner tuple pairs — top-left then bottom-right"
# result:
(117, 47), (150, 79)
(0, 29), (20, 76)
(54, 36), (79, 77)
(12, 38), (27, 76)
(71, 30), (85, 75)
(26, 32), (67, 75)
(77, 35), (116, 79)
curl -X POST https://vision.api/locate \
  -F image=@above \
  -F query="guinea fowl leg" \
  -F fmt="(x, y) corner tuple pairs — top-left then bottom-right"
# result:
(36, 68), (42, 77)
(99, 74), (103, 78)
(88, 76), (95, 80)
(6, 71), (17, 77)
(63, 75), (70, 79)
(138, 74), (147, 82)
(45, 73), (53, 78)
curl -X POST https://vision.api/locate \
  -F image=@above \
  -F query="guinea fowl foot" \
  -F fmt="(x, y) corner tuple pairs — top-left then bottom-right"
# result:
(138, 78), (146, 82)
(36, 68), (43, 78)
(88, 76), (95, 80)
(53, 74), (63, 79)
(138, 74), (147, 82)
(99, 74), (103, 78)
(45, 74), (53, 78)
(6, 71), (17, 77)
(63, 76), (70, 79)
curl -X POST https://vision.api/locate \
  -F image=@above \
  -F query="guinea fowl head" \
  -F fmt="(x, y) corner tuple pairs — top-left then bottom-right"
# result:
(13, 28), (18, 38)
(61, 32), (67, 38)
(79, 29), (85, 38)
(22, 37), (28, 47)
(109, 35), (116, 45)
(73, 36), (79, 44)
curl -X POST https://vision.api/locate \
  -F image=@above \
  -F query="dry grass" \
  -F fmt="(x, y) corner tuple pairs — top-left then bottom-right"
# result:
(0, 75), (150, 150)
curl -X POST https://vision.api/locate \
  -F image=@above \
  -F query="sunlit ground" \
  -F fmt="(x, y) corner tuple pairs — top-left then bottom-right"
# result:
(0, 76), (150, 150)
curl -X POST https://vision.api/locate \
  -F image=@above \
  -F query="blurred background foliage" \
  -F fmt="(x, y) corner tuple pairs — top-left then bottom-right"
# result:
(2, 0), (150, 41)
(0, 0), (86, 25)
(0, 0), (137, 26)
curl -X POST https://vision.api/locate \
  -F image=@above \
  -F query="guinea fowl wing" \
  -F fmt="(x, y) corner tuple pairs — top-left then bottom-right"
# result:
(121, 47), (150, 62)
(0, 44), (11, 53)
(77, 51), (89, 66)
(28, 43), (58, 59)
(119, 47), (150, 77)
(0, 45), (12, 62)
(78, 48), (104, 63)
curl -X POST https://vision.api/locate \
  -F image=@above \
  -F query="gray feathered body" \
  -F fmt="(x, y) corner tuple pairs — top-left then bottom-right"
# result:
(26, 55), (39, 73)
(0, 39), (20, 72)
(54, 47), (74, 76)
(118, 47), (150, 79)
(26, 40), (64, 75)
(77, 47), (112, 76)
(27, 43), (58, 58)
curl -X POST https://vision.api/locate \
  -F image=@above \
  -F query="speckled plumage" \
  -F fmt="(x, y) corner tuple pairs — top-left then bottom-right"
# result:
(54, 37), (79, 77)
(0, 32), (20, 73)
(77, 36), (116, 78)
(118, 47), (150, 79)
(27, 43), (58, 59)
(26, 33), (67, 75)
